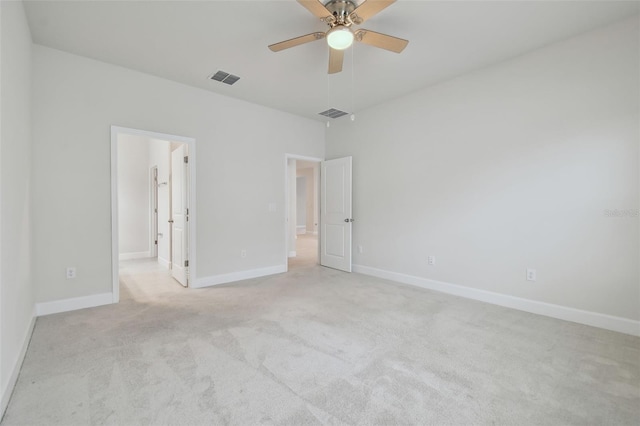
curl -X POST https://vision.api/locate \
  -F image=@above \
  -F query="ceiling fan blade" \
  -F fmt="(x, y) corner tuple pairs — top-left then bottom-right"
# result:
(354, 29), (408, 53)
(297, 0), (334, 21)
(328, 48), (344, 74)
(349, 0), (396, 25)
(268, 32), (325, 52)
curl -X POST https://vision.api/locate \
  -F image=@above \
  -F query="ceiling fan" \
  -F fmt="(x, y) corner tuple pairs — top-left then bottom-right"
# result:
(268, 0), (409, 74)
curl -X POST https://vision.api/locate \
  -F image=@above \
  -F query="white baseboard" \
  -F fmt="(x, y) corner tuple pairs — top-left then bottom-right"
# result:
(36, 292), (114, 316)
(353, 264), (640, 337)
(288, 251), (296, 258)
(1, 312), (36, 417)
(119, 251), (150, 261)
(194, 265), (287, 289)
(157, 256), (170, 269)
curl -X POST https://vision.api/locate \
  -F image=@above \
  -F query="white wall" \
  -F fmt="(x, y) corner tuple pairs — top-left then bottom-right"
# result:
(117, 134), (150, 257)
(0, 0), (35, 414)
(326, 17), (639, 322)
(31, 45), (324, 302)
(297, 167), (317, 233)
(287, 159), (297, 255)
(148, 138), (170, 266)
(296, 176), (306, 231)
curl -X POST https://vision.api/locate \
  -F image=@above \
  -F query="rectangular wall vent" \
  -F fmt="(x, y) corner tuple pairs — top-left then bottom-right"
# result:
(319, 108), (349, 119)
(209, 70), (240, 85)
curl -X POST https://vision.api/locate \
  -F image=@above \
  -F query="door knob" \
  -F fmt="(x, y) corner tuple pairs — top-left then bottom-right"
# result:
(344, 218), (354, 223)
(168, 219), (174, 223)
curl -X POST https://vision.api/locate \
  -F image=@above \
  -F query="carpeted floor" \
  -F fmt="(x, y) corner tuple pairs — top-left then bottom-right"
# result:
(1, 251), (639, 425)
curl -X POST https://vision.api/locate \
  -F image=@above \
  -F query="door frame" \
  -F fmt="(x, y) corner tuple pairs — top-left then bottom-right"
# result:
(111, 126), (197, 303)
(284, 154), (323, 272)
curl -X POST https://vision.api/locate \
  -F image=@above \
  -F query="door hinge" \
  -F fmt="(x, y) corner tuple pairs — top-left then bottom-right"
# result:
(184, 156), (188, 164)
(184, 260), (189, 267)
(155, 240), (158, 245)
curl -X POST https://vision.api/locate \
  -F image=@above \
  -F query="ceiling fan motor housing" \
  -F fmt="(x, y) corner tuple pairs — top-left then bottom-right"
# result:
(324, 0), (357, 26)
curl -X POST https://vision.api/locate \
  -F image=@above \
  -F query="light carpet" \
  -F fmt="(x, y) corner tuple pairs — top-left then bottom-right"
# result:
(1, 256), (638, 425)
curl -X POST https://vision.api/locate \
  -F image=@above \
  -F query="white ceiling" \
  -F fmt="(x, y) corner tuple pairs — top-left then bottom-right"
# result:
(23, 0), (639, 122)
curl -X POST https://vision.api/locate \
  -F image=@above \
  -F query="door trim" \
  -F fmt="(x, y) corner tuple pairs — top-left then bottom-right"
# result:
(284, 154), (323, 272)
(111, 126), (197, 303)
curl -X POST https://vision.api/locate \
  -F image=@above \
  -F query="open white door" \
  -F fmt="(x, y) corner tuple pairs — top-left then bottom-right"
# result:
(171, 145), (189, 286)
(320, 156), (352, 272)
(150, 166), (158, 258)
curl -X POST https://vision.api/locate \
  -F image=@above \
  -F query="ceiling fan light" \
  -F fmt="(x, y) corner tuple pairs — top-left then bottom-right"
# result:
(327, 26), (354, 50)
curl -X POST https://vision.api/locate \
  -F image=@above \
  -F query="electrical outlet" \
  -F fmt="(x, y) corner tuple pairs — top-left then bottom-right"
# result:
(526, 268), (537, 281)
(240, 250), (247, 258)
(357, 245), (363, 254)
(428, 256), (436, 265)
(66, 267), (76, 279)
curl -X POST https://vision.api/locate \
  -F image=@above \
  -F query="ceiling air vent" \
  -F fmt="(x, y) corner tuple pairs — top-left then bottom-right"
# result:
(209, 70), (240, 85)
(319, 108), (349, 119)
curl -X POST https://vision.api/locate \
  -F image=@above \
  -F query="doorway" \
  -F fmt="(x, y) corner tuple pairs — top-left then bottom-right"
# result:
(111, 126), (197, 303)
(285, 155), (322, 271)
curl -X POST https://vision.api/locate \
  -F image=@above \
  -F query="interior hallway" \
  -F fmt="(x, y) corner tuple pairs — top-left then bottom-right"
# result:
(289, 233), (318, 270)
(119, 258), (186, 301)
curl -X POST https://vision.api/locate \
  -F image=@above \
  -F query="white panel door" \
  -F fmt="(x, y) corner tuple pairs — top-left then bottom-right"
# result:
(171, 145), (188, 286)
(320, 156), (352, 272)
